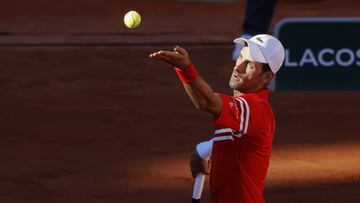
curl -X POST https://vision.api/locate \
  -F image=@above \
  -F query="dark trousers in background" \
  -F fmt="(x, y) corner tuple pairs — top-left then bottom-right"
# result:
(243, 0), (277, 35)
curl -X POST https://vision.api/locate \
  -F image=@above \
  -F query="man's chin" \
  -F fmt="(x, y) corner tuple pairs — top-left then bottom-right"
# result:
(229, 82), (242, 90)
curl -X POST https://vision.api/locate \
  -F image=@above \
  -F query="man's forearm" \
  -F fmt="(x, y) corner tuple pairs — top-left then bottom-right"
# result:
(174, 62), (222, 114)
(186, 76), (222, 115)
(183, 82), (207, 109)
(189, 76), (217, 106)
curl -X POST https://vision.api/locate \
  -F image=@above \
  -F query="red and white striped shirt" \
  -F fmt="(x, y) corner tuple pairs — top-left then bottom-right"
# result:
(210, 89), (275, 203)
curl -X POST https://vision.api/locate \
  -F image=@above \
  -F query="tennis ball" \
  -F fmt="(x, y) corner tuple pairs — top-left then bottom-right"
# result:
(124, 11), (141, 29)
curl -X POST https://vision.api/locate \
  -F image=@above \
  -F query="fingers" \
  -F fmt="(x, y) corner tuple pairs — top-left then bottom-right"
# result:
(202, 159), (210, 175)
(190, 150), (201, 178)
(189, 149), (210, 178)
(149, 52), (161, 60)
(174, 46), (191, 68)
(149, 51), (172, 63)
(174, 45), (188, 56)
(149, 50), (181, 60)
(149, 48), (190, 68)
(149, 52), (172, 65)
(159, 50), (183, 60)
(150, 46), (186, 59)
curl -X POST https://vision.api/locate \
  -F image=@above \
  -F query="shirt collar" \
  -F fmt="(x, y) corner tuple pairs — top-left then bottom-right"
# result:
(256, 88), (270, 100)
(235, 88), (270, 100)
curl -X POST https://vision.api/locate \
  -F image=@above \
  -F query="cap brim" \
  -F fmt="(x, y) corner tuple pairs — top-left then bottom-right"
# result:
(234, 38), (267, 64)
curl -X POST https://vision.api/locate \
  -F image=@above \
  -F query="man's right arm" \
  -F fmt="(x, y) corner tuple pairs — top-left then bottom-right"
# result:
(149, 46), (222, 115)
(182, 76), (222, 115)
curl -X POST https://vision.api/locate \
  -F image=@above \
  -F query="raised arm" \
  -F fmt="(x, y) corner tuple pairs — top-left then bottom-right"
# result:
(149, 46), (222, 115)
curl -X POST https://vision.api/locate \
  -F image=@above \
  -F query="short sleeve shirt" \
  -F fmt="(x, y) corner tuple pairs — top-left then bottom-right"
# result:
(210, 89), (275, 203)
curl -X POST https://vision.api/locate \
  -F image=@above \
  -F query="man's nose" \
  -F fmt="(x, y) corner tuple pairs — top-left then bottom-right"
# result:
(234, 61), (245, 72)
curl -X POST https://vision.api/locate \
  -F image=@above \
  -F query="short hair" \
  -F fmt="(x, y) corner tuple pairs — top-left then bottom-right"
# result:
(261, 63), (272, 73)
(261, 63), (273, 88)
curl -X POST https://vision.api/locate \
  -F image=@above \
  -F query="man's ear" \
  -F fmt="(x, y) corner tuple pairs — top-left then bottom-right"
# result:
(263, 72), (274, 84)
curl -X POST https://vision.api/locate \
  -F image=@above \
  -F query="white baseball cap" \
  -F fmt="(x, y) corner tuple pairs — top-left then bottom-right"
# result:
(234, 34), (285, 73)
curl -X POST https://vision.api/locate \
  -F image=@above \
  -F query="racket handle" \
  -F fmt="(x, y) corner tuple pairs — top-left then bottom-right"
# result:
(192, 173), (205, 202)
(192, 198), (200, 203)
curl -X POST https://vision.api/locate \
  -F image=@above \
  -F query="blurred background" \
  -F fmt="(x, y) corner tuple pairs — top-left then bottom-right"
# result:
(0, 0), (359, 202)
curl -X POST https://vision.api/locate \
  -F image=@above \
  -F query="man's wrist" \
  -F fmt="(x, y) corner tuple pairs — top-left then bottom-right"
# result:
(174, 62), (198, 83)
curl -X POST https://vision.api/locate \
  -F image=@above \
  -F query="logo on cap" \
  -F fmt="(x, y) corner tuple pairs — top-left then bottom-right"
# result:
(256, 37), (264, 43)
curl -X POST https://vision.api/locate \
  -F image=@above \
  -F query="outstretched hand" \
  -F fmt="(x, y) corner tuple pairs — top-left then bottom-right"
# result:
(149, 46), (191, 69)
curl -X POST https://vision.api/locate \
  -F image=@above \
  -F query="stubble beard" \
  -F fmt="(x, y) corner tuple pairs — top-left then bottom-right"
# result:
(229, 76), (242, 90)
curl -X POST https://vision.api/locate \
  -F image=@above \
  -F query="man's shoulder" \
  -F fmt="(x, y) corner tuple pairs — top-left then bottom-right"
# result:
(215, 92), (234, 101)
(243, 89), (270, 103)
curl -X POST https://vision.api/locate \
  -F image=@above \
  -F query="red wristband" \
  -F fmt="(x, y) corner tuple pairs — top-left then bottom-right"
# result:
(174, 62), (198, 83)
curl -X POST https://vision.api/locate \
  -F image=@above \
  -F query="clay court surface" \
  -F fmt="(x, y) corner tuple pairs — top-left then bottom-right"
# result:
(0, 1), (359, 203)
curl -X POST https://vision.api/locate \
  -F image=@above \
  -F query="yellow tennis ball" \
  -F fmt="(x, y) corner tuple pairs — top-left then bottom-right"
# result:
(124, 11), (141, 29)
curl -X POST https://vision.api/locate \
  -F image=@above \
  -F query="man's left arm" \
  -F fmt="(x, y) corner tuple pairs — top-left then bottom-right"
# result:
(190, 139), (213, 178)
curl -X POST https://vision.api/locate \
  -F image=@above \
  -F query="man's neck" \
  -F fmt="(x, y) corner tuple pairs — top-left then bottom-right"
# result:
(233, 90), (244, 96)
